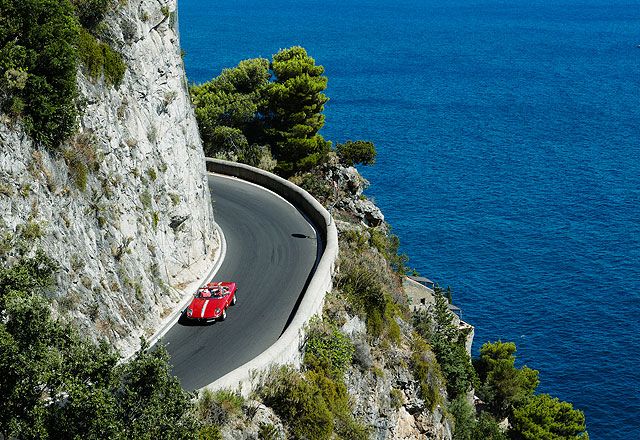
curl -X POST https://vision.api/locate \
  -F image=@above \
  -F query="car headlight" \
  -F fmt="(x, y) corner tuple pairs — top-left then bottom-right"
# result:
(187, 308), (193, 317)
(215, 307), (221, 315)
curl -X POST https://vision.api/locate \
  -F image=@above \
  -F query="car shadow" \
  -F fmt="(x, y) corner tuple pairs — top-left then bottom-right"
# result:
(177, 312), (217, 327)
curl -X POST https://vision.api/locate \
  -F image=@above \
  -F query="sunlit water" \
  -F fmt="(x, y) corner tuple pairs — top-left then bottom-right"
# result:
(178, 1), (640, 437)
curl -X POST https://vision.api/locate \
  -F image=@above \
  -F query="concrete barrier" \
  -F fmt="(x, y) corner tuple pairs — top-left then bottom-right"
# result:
(202, 159), (338, 395)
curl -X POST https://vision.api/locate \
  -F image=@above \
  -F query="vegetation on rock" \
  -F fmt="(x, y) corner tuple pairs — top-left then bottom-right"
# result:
(413, 288), (477, 400)
(190, 46), (377, 176)
(336, 140), (377, 167)
(0, 0), (80, 148)
(0, 251), (203, 439)
(472, 341), (588, 440)
(0, 0), (124, 149)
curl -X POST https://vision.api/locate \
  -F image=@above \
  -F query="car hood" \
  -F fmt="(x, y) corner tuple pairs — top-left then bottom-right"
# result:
(188, 297), (225, 318)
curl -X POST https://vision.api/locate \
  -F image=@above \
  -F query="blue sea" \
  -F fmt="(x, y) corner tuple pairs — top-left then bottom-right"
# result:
(178, 1), (640, 438)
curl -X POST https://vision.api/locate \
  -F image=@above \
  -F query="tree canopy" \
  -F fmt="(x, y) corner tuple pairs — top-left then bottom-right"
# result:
(0, 0), (124, 148)
(0, 253), (200, 440)
(511, 394), (589, 440)
(0, 0), (80, 148)
(190, 46), (332, 175)
(474, 341), (539, 419)
(263, 46), (331, 174)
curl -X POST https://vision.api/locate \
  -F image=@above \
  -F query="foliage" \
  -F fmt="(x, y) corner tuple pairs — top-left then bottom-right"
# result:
(336, 230), (404, 339)
(449, 396), (477, 440)
(190, 57), (270, 155)
(510, 394), (588, 440)
(191, 46), (331, 175)
(369, 228), (408, 275)
(304, 319), (355, 379)
(449, 397), (508, 440)
(336, 140), (377, 167)
(410, 335), (445, 411)
(413, 288), (477, 399)
(71, 0), (114, 28)
(264, 46), (331, 175)
(0, 250), (57, 308)
(474, 341), (539, 419)
(0, 254), (201, 440)
(257, 364), (369, 440)
(476, 412), (509, 439)
(0, 0), (123, 148)
(290, 172), (333, 204)
(197, 425), (223, 440)
(196, 388), (244, 425)
(0, 0), (80, 148)
(257, 366), (334, 440)
(78, 27), (125, 86)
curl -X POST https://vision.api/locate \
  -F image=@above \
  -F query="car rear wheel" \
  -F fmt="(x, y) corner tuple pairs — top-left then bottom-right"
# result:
(220, 309), (227, 321)
(231, 294), (237, 305)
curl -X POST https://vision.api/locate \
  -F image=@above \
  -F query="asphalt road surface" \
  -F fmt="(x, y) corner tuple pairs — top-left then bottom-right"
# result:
(162, 174), (319, 390)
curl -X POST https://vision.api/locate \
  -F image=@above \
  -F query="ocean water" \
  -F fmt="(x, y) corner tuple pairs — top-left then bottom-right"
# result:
(178, 1), (640, 438)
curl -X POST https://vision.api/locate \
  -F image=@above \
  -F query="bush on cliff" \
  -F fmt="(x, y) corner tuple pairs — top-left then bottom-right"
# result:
(474, 341), (539, 419)
(71, 0), (114, 29)
(336, 140), (377, 167)
(0, 0), (80, 148)
(0, 253), (201, 440)
(0, 0), (124, 148)
(413, 288), (477, 400)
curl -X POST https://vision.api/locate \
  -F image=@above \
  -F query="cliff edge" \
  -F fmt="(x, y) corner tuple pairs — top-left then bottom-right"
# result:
(0, 0), (216, 355)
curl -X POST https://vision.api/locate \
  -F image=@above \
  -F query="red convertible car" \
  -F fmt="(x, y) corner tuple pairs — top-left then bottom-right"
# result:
(185, 282), (237, 322)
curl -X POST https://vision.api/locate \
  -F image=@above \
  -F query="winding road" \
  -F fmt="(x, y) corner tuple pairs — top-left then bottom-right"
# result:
(163, 174), (319, 391)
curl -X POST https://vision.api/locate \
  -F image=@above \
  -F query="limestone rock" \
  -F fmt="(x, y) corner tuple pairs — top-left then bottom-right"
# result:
(0, 0), (217, 356)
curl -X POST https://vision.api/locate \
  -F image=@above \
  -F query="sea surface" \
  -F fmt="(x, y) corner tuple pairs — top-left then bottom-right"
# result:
(178, 1), (640, 438)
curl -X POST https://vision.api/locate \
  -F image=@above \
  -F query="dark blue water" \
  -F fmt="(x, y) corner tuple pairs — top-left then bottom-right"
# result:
(178, 1), (640, 437)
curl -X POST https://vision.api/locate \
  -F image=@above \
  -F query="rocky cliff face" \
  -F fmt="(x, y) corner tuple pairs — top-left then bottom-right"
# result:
(0, 0), (216, 355)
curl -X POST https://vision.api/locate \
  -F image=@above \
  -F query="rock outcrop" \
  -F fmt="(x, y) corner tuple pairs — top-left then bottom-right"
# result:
(0, 0), (216, 355)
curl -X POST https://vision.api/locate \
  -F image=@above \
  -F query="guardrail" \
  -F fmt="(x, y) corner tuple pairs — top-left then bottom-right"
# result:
(202, 158), (339, 395)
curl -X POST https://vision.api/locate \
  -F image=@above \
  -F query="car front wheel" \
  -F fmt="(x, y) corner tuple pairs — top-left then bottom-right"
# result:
(231, 294), (237, 305)
(220, 309), (227, 321)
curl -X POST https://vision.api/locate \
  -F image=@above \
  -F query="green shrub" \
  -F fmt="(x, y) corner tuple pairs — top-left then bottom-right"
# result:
(258, 423), (279, 440)
(390, 388), (404, 409)
(413, 290), (477, 400)
(474, 413), (508, 440)
(197, 425), (222, 440)
(211, 388), (244, 418)
(411, 336), (445, 411)
(304, 320), (354, 379)
(336, 140), (377, 167)
(292, 172), (333, 203)
(78, 28), (125, 86)
(71, 0), (114, 28)
(257, 365), (368, 440)
(474, 341), (539, 419)
(0, 0), (80, 149)
(449, 398), (508, 440)
(63, 133), (99, 190)
(336, 236), (405, 340)
(140, 190), (152, 209)
(64, 149), (89, 190)
(449, 396), (476, 440)
(258, 366), (333, 440)
(18, 221), (44, 242)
